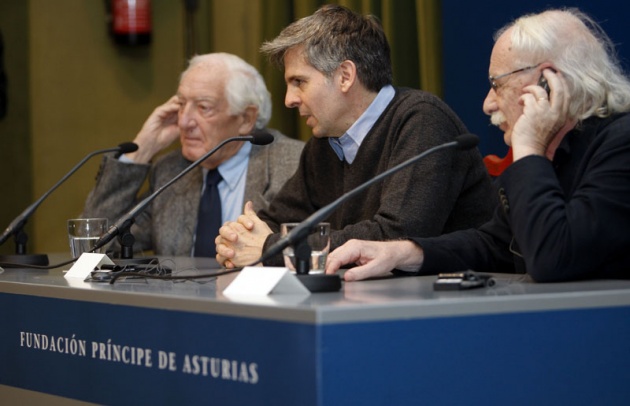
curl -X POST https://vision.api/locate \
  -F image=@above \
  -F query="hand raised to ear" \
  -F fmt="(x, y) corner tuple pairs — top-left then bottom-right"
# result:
(512, 69), (572, 160)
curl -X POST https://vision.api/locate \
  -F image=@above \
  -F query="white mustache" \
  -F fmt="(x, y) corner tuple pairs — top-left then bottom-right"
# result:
(490, 111), (506, 127)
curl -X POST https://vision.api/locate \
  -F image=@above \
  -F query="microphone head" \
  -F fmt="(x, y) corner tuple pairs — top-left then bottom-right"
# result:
(250, 133), (275, 146)
(455, 134), (479, 150)
(118, 142), (139, 154)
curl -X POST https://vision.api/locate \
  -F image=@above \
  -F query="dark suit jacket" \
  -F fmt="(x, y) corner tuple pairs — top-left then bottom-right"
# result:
(412, 113), (630, 282)
(83, 130), (304, 256)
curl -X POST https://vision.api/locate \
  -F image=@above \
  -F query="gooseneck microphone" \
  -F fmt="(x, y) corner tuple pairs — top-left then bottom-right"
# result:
(0, 142), (138, 266)
(92, 133), (275, 255)
(253, 134), (480, 292)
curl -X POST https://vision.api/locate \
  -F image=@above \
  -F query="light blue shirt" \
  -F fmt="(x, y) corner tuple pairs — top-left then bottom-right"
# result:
(329, 85), (395, 164)
(206, 142), (251, 223)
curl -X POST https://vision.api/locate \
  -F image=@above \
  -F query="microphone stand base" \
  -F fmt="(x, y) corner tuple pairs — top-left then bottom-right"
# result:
(0, 254), (49, 267)
(296, 274), (342, 293)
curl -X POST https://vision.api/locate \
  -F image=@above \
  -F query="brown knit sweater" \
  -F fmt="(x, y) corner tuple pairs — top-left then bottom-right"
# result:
(259, 87), (495, 265)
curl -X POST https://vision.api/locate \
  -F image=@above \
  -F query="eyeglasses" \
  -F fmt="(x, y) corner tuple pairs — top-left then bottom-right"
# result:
(488, 63), (541, 91)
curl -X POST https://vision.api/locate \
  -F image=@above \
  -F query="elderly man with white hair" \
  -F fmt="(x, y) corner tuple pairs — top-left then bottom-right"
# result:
(83, 53), (304, 258)
(326, 8), (630, 283)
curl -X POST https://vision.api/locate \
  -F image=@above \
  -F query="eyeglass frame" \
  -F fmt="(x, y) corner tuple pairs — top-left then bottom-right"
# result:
(488, 63), (542, 91)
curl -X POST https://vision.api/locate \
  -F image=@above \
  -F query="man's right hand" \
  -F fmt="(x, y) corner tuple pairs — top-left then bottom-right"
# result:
(326, 239), (424, 281)
(126, 96), (181, 164)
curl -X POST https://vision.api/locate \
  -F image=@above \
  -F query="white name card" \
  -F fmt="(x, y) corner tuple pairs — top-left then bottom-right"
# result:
(64, 253), (115, 280)
(223, 266), (310, 297)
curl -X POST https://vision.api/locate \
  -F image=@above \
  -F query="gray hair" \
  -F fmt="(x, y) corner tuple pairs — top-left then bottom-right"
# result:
(183, 53), (272, 129)
(260, 4), (392, 92)
(496, 8), (630, 120)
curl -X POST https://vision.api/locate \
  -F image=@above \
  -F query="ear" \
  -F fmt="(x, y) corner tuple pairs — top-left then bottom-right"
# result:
(238, 105), (259, 135)
(538, 62), (557, 74)
(538, 62), (554, 70)
(337, 60), (357, 93)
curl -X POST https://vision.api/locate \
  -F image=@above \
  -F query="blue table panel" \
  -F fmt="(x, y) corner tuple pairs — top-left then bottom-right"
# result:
(0, 293), (317, 406)
(320, 307), (630, 406)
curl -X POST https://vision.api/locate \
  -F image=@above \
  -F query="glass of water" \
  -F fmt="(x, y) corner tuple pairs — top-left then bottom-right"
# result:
(281, 222), (330, 274)
(67, 218), (108, 258)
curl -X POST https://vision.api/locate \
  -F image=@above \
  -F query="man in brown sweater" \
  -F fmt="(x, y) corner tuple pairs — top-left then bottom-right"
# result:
(215, 5), (494, 267)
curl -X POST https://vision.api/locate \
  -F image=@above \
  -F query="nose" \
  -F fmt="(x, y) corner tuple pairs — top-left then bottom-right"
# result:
(482, 88), (498, 116)
(285, 88), (300, 109)
(178, 103), (195, 129)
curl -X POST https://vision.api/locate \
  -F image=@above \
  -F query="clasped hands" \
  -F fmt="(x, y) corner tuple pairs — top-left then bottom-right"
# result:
(215, 201), (272, 268)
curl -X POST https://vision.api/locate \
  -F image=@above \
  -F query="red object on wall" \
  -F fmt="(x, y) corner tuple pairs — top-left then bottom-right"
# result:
(111, 0), (152, 46)
(483, 148), (513, 177)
